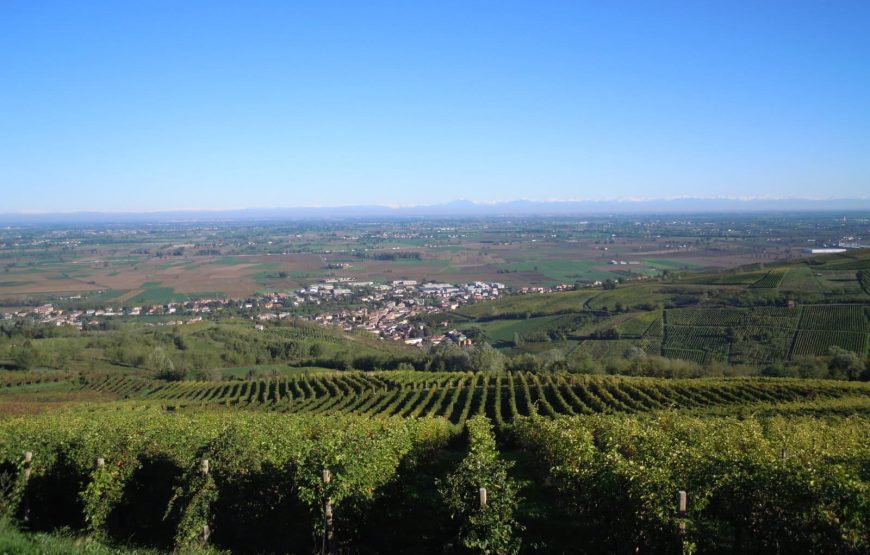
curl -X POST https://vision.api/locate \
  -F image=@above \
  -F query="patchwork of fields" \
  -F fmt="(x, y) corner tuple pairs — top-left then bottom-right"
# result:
(658, 304), (869, 363)
(464, 300), (869, 366)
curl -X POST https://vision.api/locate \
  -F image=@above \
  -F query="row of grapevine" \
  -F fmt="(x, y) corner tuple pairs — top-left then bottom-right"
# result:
(665, 308), (744, 327)
(749, 269), (786, 288)
(742, 306), (801, 328)
(790, 330), (868, 358)
(1, 397), (868, 552)
(858, 269), (870, 295)
(0, 371), (77, 388)
(665, 307), (802, 329)
(78, 373), (870, 426)
(512, 413), (870, 553)
(644, 318), (664, 337)
(0, 409), (453, 553)
(661, 326), (730, 362)
(822, 257), (870, 271)
(729, 326), (794, 363)
(267, 324), (344, 343)
(799, 304), (869, 331)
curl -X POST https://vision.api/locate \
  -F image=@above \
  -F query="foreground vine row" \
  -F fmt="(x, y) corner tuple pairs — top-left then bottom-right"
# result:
(0, 409), (867, 553)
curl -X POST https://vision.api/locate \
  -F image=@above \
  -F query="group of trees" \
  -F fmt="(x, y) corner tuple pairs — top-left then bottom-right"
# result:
(3, 340), (81, 371)
(340, 343), (870, 381)
(3, 315), (869, 382)
(762, 346), (870, 380)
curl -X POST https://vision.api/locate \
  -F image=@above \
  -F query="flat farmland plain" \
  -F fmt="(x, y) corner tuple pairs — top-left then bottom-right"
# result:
(0, 219), (843, 304)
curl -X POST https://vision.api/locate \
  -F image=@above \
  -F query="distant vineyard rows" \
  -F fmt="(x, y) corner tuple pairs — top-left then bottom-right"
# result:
(81, 372), (869, 427)
(659, 304), (869, 361)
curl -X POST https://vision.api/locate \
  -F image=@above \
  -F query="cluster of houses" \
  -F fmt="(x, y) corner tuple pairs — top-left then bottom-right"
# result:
(2, 278), (607, 342)
(3, 273), (636, 345)
(2, 280), (508, 344)
(516, 283), (575, 294)
(608, 260), (642, 265)
(2, 299), (225, 328)
(279, 279), (508, 344)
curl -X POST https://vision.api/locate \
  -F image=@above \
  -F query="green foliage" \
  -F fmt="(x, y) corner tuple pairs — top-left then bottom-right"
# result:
(439, 417), (521, 554)
(749, 269), (786, 289)
(513, 413), (870, 554)
(149, 347), (184, 380)
(0, 409), (453, 553)
(78, 372), (870, 426)
(0, 517), (172, 554)
(10, 342), (39, 370)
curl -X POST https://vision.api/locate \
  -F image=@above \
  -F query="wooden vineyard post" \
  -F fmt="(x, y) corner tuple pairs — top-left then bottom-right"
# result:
(479, 487), (488, 508)
(96, 457), (105, 467)
(322, 469), (336, 555)
(201, 459), (211, 544)
(677, 490), (688, 553)
(22, 451), (32, 525)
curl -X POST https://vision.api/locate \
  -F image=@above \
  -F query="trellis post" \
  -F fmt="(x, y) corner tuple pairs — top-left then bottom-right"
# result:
(201, 458), (211, 544)
(22, 451), (32, 524)
(677, 490), (688, 553)
(322, 469), (336, 555)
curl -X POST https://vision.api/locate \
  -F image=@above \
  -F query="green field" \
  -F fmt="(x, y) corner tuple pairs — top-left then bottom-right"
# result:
(438, 250), (870, 369)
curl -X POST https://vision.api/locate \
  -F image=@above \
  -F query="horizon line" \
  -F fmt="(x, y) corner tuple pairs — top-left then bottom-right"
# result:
(5, 195), (870, 216)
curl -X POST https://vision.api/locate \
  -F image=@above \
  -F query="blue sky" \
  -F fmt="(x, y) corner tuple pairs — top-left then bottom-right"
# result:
(1, 1), (868, 212)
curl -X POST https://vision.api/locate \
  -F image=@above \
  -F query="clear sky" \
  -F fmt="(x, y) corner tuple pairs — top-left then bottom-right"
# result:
(1, 1), (868, 212)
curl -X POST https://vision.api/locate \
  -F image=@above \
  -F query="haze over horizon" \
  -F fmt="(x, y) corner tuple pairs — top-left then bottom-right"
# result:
(2, 1), (869, 212)
(4, 197), (870, 225)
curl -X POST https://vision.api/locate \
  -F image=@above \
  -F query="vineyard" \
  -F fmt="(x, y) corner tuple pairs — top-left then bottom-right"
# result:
(661, 326), (730, 364)
(799, 304), (869, 332)
(860, 270), (870, 295)
(2, 253), (870, 552)
(748, 269), (787, 288)
(77, 372), (870, 427)
(512, 413), (870, 553)
(791, 330), (869, 358)
(0, 371), (75, 388)
(652, 305), (870, 365)
(665, 308), (744, 327)
(0, 404), (868, 553)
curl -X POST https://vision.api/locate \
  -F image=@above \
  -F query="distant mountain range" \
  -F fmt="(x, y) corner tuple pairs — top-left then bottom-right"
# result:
(3, 198), (870, 224)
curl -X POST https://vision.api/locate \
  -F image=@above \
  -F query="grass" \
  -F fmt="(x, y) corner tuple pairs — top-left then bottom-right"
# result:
(683, 269), (768, 285)
(779, 266), (822, 292)
(211, 256), (249, 265)
(0, 381), (77, 394)
(748, 269), (786, 289)
(218, 365), (337, 378)
(0, 518), (214, 554)
(498, 259), (618, 285)
(615, 311), (662, 337)
(574, 339), (648, 359)
(464, 314), (564, 345)
(75, 289), (128, 304)
(457, 289), (598, 319)
(584, 284), (670, 311)
(126, 288), (224, 304)
(641, 258), (700, 271)
(127, 287), (184, 304)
